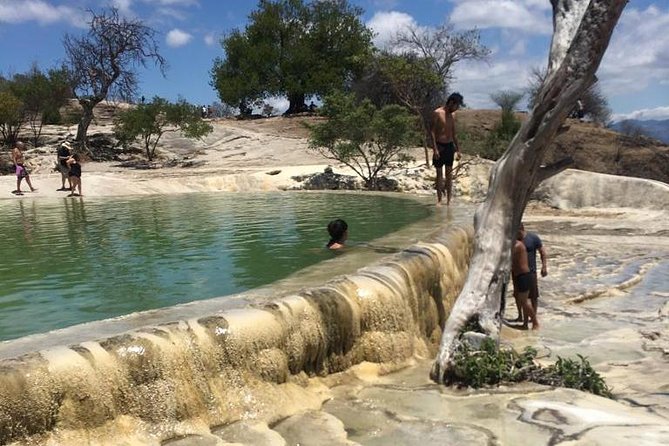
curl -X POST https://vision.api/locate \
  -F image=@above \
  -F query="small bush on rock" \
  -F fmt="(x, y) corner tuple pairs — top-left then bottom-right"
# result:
(448, 337), (613, 398)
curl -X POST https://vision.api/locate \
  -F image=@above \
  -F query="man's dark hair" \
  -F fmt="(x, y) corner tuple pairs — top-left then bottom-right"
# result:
(327, 219), (348, 247)
(446, 92), (464, 107)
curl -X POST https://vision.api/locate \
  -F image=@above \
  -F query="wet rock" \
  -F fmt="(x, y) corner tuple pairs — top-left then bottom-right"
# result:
(323, 396), (492, 445)
(213, 420), (286, 446)
(291, 167), (360, 190)
(272, 410), (357, 446)
(162, 434), (230, 446)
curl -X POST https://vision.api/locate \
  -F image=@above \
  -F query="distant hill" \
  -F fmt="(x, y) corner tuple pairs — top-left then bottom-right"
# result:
(609, 119), (669, 144)
(457, 110), (669, 185)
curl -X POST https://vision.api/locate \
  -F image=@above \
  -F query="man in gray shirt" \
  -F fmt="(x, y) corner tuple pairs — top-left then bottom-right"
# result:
(513, 223), (547, 323)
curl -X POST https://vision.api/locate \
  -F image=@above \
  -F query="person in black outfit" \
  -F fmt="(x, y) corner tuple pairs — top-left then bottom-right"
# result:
(57, 142), (72, 191)
(66, 154), (82, 196)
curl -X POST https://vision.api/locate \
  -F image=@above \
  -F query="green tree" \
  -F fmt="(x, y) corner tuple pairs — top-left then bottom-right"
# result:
(0, 91), (23, 147)
(64, 8), (165, 149)
(211, 0), (373, 115)
(379, 53), (445, 165)
(308, 92), (417, 189)
(352, 52), (445, 166)
(211, 30), (263, 115)
(8, 65), (71, 146)
(113, 97), (213, 161)
(490, 90), (524, 113)
(481, 90), (524, 161)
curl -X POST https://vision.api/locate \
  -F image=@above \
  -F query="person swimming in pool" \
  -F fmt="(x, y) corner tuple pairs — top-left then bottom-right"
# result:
(326, 219), (348, 250)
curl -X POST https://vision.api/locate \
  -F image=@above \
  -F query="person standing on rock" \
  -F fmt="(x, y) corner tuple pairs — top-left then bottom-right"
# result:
(57, 142), (72, 191)
(512, 227), (539, 330)
(513, 223), (548, 324)
(431, 93), (464, 206)
(66, 154), (83, 197)
(11, 142), (37, 195)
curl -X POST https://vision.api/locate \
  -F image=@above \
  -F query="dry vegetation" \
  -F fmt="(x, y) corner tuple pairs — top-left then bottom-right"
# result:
(456, 109), (669, 184)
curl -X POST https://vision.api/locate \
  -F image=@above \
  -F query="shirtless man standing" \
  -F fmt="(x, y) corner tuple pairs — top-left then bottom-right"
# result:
(512, 227), (539, 330)
(11, 142), (37, 195)
(431, 92), (464, 206)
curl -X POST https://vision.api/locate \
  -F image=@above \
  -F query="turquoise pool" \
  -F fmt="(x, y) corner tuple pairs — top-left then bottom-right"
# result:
(0, 192), (431, 341)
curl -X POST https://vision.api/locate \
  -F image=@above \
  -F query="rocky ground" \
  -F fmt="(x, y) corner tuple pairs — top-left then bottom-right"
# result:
(2, 103), (668, 445)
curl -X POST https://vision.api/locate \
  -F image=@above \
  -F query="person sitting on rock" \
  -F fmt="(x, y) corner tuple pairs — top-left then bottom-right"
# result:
(326, 219), (348, 250)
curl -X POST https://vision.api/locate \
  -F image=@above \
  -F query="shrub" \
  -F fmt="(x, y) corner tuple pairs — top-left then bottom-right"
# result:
(449, 337), (613, 398)
(114, 97), (213, 161)
(308, 92), (417, 189)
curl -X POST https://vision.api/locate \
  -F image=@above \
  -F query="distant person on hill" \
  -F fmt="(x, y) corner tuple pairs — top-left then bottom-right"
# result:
(11, 141), (37, 195)
(576, 99), (585, 121)
(57, 142), (72, 191)
(431, 92), (464, 206)
(513, 223), (548, 324)
(66, 154), (82, 197)
(326, 219), (348, 250)
(512, 226), (539, 330)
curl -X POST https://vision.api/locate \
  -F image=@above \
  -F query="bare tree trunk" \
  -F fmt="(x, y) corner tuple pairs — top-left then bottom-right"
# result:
(285, 92), (306, 115)
(75, 99), (96, 149)
(431, 0), (628, 383)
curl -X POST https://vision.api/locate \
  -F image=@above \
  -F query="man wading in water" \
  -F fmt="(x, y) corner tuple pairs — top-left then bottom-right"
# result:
(431, 93), (464, 206)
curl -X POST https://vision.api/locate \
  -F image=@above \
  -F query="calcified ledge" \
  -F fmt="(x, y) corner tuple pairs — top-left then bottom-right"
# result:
(0, 224), (474, 445)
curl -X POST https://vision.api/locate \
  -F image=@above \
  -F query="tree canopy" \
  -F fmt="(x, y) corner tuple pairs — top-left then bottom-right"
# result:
(0, 66), (71, 147)
(211, 0), (373, 115)
(113, 97), (213, 161)
(309, 92), (417, 189)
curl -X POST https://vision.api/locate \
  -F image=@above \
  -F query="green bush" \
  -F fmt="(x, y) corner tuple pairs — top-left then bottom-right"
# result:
(449, 337), (613, 398)
(308, 92), (417, 189)
(114, 97), (213, 161)
(458, 107), (522, 161)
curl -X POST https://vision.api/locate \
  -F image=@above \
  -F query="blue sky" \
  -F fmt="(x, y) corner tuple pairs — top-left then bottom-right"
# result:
(1, 0), (668, 121)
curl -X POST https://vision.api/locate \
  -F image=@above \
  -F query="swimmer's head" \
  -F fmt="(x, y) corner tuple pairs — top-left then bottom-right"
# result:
(327, 219), (348, 247)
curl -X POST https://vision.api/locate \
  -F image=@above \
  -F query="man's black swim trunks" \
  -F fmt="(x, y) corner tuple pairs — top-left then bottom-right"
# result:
(433, 141), (456, 168)
(514, 272), (532, 293)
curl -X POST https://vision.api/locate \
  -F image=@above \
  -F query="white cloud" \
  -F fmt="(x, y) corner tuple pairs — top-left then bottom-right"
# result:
(612, 106), (669, 122)
(204, 33), (216, 46)
(0, 0), (85, 26)
(508, 39), (526, 57)
(253, 96), (290, 115)
(112, 0), (134, 16)
(450, 57), (544, 110)
(599, 5), (669, 98)
(449, 0), (551, 34)
(166, 28), (193, 47)
(366, 11), (418, 49)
